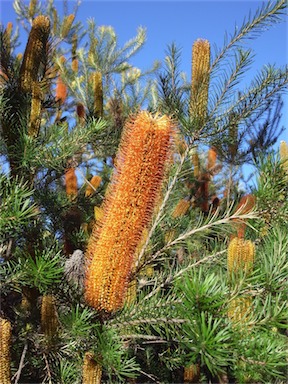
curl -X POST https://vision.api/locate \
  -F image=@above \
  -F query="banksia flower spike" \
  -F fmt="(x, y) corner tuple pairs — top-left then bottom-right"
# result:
(82, 352), (102, 384)
(93, 72), (103, 118)
(0, 317), (12, 384)
(85, 111), (174, 312)
(190, 39), (210, 128)
(227, 296), (252, 325)
(41, 295), (59, 339)
(184, 363), (200, 383)
(65, 168), (78, 199)
(171, 198), (190, 218)
(207, 146), (217, 173)
(77, 102), (86, 124)
(55, 76), (67, 105)
(191, 149), (200, 178)
(279, 140), (288, 173)
(19, 15), (50, 93)
(85, 175), (102, 197)
(227, 237), (255, 276)
(61, 14), (75, 39)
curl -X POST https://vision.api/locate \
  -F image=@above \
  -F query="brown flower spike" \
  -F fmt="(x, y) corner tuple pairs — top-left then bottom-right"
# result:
(85, 111), (173, 312)
(0, 318), (11, 384)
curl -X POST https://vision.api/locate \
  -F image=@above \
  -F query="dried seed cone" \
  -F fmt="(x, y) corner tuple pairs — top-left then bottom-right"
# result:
(93, 72), (103, 118)
(0, 318), (12, 384)
(85, 176), (102, 197)
(171, 198), (190, 218)
(41, 295), (59, 339)
(227, 237), (255, 275)
(190, 39), (210, 127)
(279, 140), (288, 173)
(82, 352), (102, 384)
(85, 111), (173, 312)
(227, 296), (252, 325)
(65, 168), (78, 199)
(19, 15), (50, 92)
(184, 363), (200, 383)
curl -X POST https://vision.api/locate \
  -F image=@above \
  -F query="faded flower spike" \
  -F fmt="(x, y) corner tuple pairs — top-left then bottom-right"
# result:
(19, 15), (50, 92)
(82, 352), (102, 384)
(85, 111), (174, 312)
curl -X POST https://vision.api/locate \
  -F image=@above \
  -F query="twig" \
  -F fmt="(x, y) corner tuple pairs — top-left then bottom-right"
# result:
(14, 342), (28, 384)
(43, 353), (52, 384)
(139, 370), (162, 384)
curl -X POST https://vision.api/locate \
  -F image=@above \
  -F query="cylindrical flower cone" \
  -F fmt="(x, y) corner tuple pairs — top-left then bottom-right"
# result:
(207, 146), (217, 172)
(85, 111), (173, 312)
(29, 82), (42, 137)
(0, 318), (12, 384)
(190, 39), (210, 128)
(93, 72), (103, 118)
(171, 198), (190, 218)
(41, 295), (59, 340)
(65, 168), (78, 199)
(184, 363), (200, 383)
(82, 352), (102, 384)
(85, 175), (102, 197)
(227, 296), (252, 326)
(279, 140), (288, 173)
(227, 237), (255, 276)
(19, 15), (50, 93)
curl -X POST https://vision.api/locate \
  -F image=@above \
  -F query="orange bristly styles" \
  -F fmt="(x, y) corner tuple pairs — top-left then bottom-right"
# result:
(85, 175), (102, 197)
(55, 76), (67, 105)
(82, 352), (102, 384)
(171, 198), (190, 218)
(207, 146), (217, 172)
(65, 168), (78, 199)
(233, 194), (255, 238)
(85, 111), (174, 312)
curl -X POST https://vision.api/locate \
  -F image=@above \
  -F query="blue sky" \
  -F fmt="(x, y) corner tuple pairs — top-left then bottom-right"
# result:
(1, 0), (287, 145)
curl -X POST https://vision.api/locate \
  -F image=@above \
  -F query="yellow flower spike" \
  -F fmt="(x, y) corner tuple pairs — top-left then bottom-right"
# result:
(85, 111), (174, 312)
(93, 72), (103, 118)
(85, 176), (102, 197)
(28, 0), (37, 18)
(227, 237), (255, 276)
(41, 295), (59, 340)
(190, 39), (210, 128)
(227, 296), (252, 326)
(61, 14), (75, 39)
(171, 198), (190, 218)
(19, 16), (50, 93)
(0, 318), (12, 384)
(279, 140), (288, 173)
(82, 352), (102, 384)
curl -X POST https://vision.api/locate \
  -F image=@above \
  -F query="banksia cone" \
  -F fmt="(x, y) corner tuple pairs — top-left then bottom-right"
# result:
(227, 237), (255, 275)
(0, 318), (11, 384)
(19, 15), (50, 92)
(207, 146), (217, 172)
(41, 295), (59, 339)
(55, 76), (67, 105)
(61, 14), (75, 38)
(82, 352), (102, 384)
(85, 111), (173, 312)
(77, 102), (86, 124)
(65, 168), (78, 199)
(280, 140), (288, 173)
(184, 363), (200, 383)
(171, 198), (190, 218)
(227, 296), (252, 325)
(28, 0), (37, 18)
(190, 39), (210, 127)
(93, 72), (103, 118)
(191, 150), (200, 178)
(85, 175), (102, 197)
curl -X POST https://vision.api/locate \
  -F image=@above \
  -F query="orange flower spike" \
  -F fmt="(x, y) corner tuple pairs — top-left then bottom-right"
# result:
(207, 146), (217, 172)
(85, 112), (174, 312)
(85, 175), (102, 197)
(65, 168), (78, 199)
(233, 194), (255, 238)
(55, 76), (67, 105)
